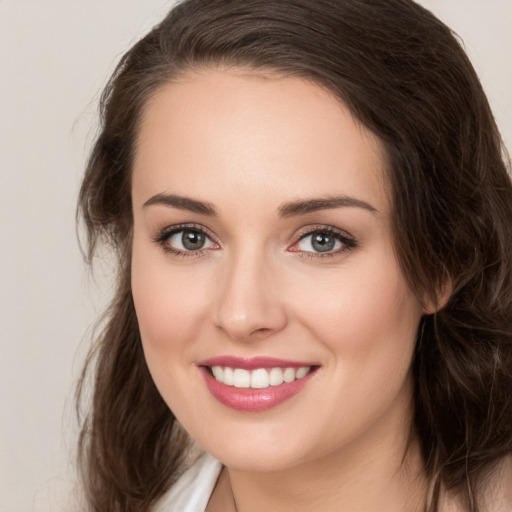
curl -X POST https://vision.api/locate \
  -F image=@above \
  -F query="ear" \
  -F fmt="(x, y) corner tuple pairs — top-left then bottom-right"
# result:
(422, 279), (453, 315)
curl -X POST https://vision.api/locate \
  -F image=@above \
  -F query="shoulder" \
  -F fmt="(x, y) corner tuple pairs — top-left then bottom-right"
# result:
(440, 456), (512, 512)
(487, 455), (512, 512)
(152, 452), (223, 512)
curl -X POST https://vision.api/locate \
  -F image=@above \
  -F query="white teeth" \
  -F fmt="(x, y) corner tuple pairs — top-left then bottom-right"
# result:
(223, 367), (234, 386)
(211, 366), (224, 381)
(210, 366), (311, 389)
(233, 368), (251, 388)
(269, 367), (284, 386)
(283, 367), (295, 383)
(251, 368), (270, 389)
(296, 366), (309, 379)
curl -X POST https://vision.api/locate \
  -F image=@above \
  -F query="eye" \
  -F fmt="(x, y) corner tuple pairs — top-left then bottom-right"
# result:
(154, 225), (219, 255)
(169, 229), (211, 251)
(289, 227), (356, 256)
(298, 232), (340, 252)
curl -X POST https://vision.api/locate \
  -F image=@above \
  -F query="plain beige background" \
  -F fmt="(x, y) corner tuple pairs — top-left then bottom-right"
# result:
(0, 1), (510, 511)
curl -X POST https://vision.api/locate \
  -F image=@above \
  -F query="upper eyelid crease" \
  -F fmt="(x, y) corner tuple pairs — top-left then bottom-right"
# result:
(295, 227), (357, 248)
(153, 223), (217, 242)
(297, 225), (354, 238)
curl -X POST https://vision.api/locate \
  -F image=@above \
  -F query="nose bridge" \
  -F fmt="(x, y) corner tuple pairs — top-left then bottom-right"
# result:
(213, 244), (287, 340)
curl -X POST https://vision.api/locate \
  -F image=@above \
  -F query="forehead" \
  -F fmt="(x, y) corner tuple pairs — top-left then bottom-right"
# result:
(132, 68), (389, 215)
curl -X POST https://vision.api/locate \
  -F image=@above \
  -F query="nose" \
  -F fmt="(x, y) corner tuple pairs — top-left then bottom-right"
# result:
(212, 251), (288, 342)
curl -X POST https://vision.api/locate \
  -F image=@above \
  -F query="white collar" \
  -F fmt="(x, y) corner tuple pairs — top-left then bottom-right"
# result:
(152, 452), (222, 512)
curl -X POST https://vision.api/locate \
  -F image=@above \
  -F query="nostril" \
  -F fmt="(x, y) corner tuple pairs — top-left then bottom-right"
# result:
(214, 323), (273, 342)
(251, 327), (272, 337)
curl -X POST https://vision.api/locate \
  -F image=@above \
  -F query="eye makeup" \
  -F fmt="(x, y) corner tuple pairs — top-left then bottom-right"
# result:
(289, 225), (357, 259)
(151, 222), (358, 260)
(151, 223), (220, 257)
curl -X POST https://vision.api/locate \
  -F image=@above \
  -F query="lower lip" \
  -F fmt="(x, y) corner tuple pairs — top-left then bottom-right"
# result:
(199, 366), (317, 412)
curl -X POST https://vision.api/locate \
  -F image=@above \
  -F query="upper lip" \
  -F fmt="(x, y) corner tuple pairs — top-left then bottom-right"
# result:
(198, 356), (318, 370)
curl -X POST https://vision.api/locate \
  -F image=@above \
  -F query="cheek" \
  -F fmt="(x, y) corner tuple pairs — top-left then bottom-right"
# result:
(282, 258), (422, 453)
(290, 252), (422, 395)
(300, 246), (420, 340)
(131, 247), (215, 424)
(131, 241), (211, 376)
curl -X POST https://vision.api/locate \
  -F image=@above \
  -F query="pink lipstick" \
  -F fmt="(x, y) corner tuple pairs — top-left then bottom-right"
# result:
(198, 356), (318, 412)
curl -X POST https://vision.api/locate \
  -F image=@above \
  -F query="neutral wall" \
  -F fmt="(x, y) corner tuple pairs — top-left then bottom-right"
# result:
(0, 1), (510, 511)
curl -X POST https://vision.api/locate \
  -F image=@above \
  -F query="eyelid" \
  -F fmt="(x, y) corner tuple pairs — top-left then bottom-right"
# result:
(288, 224), (357, 256)
(151, 222), (356, 258)
(152, 222), (220, 255)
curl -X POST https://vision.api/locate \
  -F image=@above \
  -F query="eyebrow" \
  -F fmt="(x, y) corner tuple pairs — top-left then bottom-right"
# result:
(142, 193), (378, 217)
(278, 196), (378, 217)
(143, 193), (217, 215)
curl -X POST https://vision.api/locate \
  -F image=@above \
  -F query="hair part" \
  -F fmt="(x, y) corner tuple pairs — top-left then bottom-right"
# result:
(77, 1), (512, 510)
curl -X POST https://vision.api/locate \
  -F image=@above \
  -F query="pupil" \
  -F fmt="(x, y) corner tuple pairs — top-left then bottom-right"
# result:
(182, 230), (205, 250)
(312, 233), (335, 252)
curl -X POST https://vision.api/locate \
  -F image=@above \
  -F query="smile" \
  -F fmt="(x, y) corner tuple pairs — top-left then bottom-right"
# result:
(198, 357), (319, 412)
(209, 365), (311, 388)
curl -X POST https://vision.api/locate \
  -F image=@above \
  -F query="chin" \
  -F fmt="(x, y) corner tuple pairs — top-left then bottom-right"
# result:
(195, 427), (316, 473)
(213, 447), (302, 473)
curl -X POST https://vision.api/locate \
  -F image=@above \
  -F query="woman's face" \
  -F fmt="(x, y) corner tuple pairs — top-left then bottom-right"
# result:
(131, 69), (426, 472)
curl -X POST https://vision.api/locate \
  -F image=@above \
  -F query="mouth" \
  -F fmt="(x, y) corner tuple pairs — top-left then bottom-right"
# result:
(206, 365), (312, 389)
(198, 356), (319, 412)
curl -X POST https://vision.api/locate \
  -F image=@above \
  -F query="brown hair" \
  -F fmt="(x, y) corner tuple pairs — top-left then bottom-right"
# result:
(77, 1), (512, 511)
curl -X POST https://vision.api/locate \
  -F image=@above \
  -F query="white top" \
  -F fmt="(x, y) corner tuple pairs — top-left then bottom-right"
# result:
(152, 452), (223, 512)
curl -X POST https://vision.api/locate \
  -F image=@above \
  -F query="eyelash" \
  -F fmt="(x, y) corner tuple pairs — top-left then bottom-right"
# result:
(152, 223), (219, 258)
(291, 226), (357, 259)
(152, 223), (357, 259)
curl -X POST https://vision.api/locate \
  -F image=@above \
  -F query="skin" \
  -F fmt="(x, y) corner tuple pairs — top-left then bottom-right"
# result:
(131, 68), (432, 512)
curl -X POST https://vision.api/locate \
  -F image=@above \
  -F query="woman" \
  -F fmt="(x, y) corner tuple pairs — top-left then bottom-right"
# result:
(76, 1), (512, 511)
